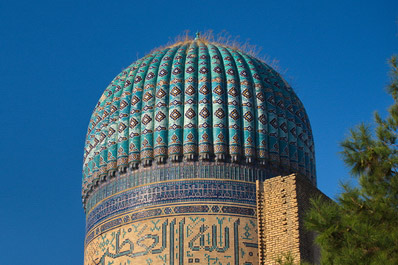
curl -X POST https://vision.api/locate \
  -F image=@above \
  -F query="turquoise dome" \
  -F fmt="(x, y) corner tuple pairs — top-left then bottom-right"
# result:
(82, 39), (315, 197)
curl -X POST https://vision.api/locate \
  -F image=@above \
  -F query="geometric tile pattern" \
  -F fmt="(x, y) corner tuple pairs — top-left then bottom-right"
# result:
(86, 179), (257, 231)
(82, 39), (316, 198)
(84, 162), (271, 213)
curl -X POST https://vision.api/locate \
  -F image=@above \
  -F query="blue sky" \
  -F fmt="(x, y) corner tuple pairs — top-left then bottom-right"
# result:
(1, 0), (397, 264)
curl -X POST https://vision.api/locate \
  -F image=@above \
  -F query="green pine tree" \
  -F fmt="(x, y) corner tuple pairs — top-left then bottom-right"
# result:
(305, 56), (398, 265)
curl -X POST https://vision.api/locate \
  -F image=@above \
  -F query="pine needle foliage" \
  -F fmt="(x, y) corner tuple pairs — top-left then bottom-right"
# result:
(276, 252), (312, 265)
(305, 56), (398, 265)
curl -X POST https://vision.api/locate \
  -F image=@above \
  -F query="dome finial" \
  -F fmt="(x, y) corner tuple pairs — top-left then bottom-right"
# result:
(195, 32), (200, 40)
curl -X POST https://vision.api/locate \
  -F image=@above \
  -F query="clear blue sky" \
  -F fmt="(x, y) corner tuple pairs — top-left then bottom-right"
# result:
(1, 0), (397, 264)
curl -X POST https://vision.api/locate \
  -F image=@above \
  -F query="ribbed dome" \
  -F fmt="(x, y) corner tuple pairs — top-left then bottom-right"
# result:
(82, 39), (315, 197)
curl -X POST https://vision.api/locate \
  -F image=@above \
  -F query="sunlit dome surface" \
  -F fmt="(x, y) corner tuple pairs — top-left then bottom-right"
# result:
(82, 37), (315, 197)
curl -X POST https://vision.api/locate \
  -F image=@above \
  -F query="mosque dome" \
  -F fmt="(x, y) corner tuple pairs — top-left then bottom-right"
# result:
(82, 38), (315, 200)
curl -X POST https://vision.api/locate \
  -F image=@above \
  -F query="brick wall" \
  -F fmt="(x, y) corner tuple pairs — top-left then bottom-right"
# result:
(257, 174), (327, 264)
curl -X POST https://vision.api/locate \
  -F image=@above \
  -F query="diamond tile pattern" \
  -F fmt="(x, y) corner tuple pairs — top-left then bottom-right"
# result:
(83, 40), (315, 196)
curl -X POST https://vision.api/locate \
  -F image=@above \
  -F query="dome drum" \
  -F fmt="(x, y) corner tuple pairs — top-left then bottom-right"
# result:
(82, 153), (312, 209)
(83, 160), (290, 213)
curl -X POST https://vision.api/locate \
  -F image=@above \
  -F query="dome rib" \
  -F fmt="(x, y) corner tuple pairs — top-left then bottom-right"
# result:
(125, 61), (142, 169)
(82, 40), (316, 198)
(168, 44), (188, 161)
(230, 48), (256, 162)
(107, 69), (128, 174)
(183, 41), (199, 160)
(140, 49), (169, 166)
(240, 53), (268, 162)
(128, 52), (158, 167)
(208, 43), (228, 160)
(116, 64), (138, 171)
(197, 41), (213, 159)
(219, 46), (241, 161)
(154, 46), (179, 163)
(98, 73), (119, 179)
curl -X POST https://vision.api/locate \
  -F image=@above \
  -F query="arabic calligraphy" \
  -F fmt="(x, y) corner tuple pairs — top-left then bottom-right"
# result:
(85, 216), (257, 265)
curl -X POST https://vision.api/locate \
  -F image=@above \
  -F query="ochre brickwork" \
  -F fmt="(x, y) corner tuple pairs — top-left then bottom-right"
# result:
(258, 174), (326, 265)
(256, 181), (266, 264)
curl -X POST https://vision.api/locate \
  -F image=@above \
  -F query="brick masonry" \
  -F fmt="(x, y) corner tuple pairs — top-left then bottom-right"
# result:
(257, 174), (327, 264)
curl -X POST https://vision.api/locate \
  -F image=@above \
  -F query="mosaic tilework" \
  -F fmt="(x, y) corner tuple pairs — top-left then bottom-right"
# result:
(85, 202), (256, 245)
(82, 39), (316, 198)
(86, 179), (256, 232)
(84, 214), (258, 265)
(85, 162), (272, 212)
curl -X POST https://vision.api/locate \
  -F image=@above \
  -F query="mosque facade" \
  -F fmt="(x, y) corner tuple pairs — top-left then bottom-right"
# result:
(82, 36), (324, 265)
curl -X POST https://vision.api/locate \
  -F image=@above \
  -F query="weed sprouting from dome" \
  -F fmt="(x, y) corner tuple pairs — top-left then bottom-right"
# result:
(145, 30), (281, 71)
(153, 30), (260, 56)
